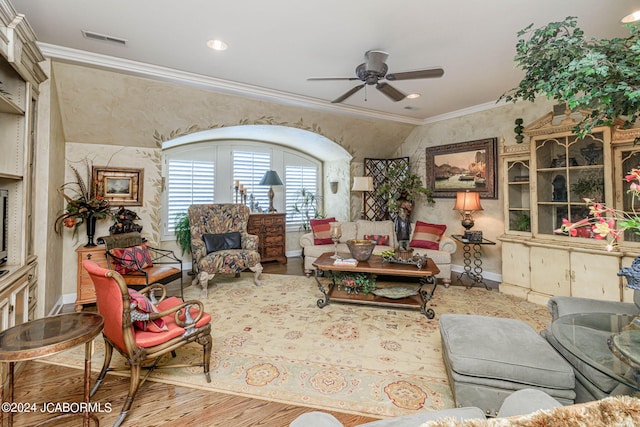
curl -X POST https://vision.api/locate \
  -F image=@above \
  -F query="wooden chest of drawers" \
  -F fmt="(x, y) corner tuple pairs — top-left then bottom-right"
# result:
(248, 213), (287, 264)
(75, 245), (108, 311)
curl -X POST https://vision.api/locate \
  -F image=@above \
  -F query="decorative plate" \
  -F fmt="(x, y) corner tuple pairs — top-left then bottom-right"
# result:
(372, 287), (418, 299)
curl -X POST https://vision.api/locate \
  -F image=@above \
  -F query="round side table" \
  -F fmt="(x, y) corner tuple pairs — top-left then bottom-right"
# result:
(0, 312), (104, 427)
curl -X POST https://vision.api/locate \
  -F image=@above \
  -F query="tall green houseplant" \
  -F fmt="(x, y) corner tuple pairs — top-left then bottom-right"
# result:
(174, 212), (191, 255)
(500, 16), (640, 140)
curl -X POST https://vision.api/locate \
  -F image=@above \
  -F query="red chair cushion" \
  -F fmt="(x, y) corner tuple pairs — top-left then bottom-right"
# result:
(111, 244), (153, 274)
(134, 297), (212, 348)
(128, 289), (167, 332)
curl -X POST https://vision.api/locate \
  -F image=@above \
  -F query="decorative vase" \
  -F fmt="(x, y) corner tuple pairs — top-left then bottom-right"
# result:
(85, 214), (97, 247)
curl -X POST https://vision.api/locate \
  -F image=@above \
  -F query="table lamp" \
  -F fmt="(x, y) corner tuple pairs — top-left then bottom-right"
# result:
(453, 190), (483, 231)
(259, 170), (284, 213)
(352, 176), (373, 219)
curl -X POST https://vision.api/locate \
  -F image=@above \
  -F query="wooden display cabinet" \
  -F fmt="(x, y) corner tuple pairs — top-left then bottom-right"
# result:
(499, 110), (640, 305)
(75, 245), (107, 311)
(248, 213), (287, 264)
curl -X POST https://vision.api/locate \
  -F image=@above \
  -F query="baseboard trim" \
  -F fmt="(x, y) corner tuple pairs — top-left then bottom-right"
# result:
(451, 264), (502, 283)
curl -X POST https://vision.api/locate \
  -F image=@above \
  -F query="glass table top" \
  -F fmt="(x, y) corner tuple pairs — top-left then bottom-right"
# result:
(551, 313), (640, 391)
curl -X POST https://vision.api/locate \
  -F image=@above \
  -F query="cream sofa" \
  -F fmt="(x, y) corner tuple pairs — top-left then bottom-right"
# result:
(300, 219), (456, 284)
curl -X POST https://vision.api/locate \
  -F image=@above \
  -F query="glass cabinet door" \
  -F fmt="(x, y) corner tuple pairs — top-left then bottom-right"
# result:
(535, 132), (605, 237)
(506, 158), (531, 233)
(618, 149), (640, 244)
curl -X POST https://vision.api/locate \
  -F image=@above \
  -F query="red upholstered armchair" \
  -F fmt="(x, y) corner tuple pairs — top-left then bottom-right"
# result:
(82, 260), (212, 427)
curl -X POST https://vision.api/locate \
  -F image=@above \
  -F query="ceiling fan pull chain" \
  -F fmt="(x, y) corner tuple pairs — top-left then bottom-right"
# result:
(364, 85), (368, 102)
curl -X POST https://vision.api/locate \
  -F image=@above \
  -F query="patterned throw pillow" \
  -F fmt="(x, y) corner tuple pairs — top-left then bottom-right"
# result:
(128, 289), (167, 332)
(409, 222), (447, 250)
(110, 244), (153, 274)
(310, 217), (337, 245)
(364, 234), (389, 246)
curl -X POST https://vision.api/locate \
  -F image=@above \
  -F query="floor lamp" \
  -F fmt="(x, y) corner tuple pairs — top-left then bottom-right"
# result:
(259, 170), (284, 213)
(352, 176), (373, 219)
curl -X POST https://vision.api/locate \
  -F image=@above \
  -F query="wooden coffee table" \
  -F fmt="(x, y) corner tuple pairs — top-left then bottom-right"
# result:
(312, 252), (440, 319)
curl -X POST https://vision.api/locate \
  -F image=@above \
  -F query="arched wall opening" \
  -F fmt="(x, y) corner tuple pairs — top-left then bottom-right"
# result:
(162, 125), (353, 256)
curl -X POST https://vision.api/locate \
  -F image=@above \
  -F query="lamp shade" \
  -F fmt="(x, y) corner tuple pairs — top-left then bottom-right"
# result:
(453, 191), (483, 212)
(259, 170), (283, 186)
(352, 176), (373, 192)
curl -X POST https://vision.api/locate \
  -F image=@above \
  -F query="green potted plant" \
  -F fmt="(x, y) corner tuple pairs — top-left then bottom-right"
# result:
(376, 162), (434, 218)
(511, 212), (531, 232)
(499, 16), (640, 141)
(174, 212), (191, 255)
(290, 188), (323, 231)
(571, 174), (605, 202)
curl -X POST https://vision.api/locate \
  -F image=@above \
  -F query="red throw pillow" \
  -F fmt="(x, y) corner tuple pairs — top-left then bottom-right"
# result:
(410, 222), (447, 250)
(310, 217), (336, 245)
(128, 289), (167, 332)
(364, 234), (389, 246)
(110, 244), (153, 274)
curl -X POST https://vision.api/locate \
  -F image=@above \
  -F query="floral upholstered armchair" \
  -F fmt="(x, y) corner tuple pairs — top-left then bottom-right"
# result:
(188, 204), (263, 297)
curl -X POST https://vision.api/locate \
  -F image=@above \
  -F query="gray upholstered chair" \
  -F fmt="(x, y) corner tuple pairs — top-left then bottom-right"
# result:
(542, 291), (640, 402)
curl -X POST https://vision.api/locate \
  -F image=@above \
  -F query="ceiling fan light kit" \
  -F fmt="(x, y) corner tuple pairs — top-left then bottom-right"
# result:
(308, 49), (444, 104)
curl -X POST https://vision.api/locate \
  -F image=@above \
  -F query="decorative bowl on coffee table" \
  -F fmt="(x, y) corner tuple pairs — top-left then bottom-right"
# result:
(346, 239), (376, 261)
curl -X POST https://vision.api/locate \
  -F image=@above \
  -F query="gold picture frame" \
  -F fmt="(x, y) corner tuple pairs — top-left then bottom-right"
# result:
(92, 167), (144, 206)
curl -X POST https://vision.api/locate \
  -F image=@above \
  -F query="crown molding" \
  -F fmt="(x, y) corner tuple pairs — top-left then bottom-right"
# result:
(421, 99), (508, 125)
(37, 43), (427, 126)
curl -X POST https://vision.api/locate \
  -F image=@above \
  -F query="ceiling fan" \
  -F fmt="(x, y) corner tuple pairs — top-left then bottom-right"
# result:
(308, 50), (444, 104)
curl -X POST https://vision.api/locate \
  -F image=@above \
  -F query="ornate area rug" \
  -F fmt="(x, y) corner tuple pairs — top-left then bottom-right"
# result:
(40, 274), (550, 419)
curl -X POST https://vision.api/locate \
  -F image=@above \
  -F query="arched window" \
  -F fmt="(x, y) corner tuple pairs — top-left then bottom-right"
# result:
(162, 140), (321, 238)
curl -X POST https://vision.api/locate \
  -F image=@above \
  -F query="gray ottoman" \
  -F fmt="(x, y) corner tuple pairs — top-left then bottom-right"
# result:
(439, 314), (575, 416)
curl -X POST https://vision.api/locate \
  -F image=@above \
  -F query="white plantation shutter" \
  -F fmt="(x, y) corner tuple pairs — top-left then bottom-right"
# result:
(233, 150), (271, 211)
(166, 159), (215, 231)
(286, 164), (318, 229)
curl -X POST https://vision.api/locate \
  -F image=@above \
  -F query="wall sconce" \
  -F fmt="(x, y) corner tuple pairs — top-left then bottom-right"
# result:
(453, 190), (483, 231)
(329, 181), (338, 194)
(352, 176), (373, 219)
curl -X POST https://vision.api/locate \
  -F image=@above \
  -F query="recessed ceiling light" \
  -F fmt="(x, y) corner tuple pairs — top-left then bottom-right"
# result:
(621, 10), (640, 23)
(207, 39), (228, 51)
(406, 93), (421, 99)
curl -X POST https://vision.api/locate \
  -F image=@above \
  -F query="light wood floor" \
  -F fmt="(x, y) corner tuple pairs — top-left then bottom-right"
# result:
(11, 257), (497, 427)
(9, 257), (378, 427)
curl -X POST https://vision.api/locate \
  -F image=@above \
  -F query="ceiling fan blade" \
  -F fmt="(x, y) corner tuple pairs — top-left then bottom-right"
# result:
(307, 77), (360, 81)
(331, 84), (365, 103)
(386, 68), (444, 81)
(376, 82), (406, 102)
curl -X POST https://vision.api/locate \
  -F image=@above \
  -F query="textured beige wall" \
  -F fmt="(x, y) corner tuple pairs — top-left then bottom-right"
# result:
(60, 143), (162, 296)
(396, 98), (556, 277)
(34, 59), (66, 315)
(52, 62), (418, 295)
(52, 62), (415, 162)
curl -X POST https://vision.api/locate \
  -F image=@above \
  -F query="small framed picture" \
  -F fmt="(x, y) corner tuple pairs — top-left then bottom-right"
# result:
(92, 167), (144, 206)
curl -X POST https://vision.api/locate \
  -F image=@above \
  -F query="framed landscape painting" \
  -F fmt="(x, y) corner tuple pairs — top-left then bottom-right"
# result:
(425, 137), (498, 199)
(92, 167), (144, 206)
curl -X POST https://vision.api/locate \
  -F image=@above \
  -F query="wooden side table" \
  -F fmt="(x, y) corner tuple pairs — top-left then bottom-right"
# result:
(75, 245), (108, 312)
(451, 234), (496, 290)
(0, 312), (104, 426)
(248, 213), (287, 264)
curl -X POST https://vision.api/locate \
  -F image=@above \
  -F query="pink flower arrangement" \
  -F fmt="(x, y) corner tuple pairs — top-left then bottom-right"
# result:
(555, 169), (640, 251)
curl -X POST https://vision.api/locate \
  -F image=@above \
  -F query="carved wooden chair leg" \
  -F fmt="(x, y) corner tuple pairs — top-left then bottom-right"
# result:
(114, 363), (142, 427)
(198, 334), (213, 382)
(250, 263), (264, 286)
(90, 338), (113, 397)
